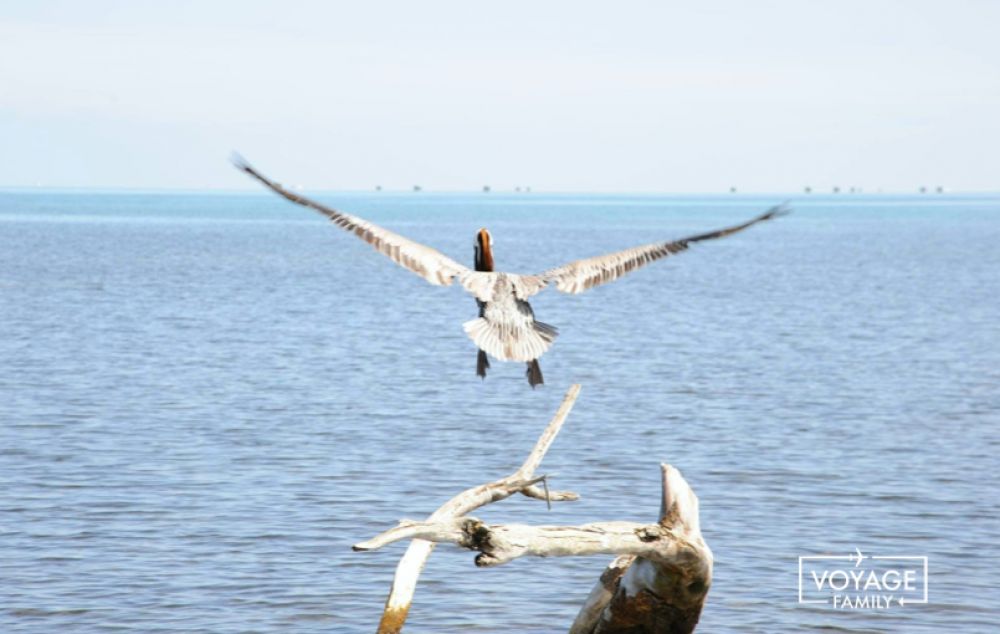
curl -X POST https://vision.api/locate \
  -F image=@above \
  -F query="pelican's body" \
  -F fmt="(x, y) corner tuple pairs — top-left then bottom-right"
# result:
(234, 156), (788, 387)
(471, 229), (552, 385)
(471, 273), (552, 360)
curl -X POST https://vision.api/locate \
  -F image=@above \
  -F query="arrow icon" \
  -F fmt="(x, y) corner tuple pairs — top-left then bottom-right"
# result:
(851, 548), (867, 567)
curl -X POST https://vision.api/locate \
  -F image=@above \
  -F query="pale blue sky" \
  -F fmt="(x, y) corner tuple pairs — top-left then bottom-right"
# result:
(1, 0), (998, 191)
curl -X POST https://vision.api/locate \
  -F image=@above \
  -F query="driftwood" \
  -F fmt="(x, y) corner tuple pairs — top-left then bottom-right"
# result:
(567, 463), (712, 634)
(367, 384), (583, 633)
(356, 384), (713, 633)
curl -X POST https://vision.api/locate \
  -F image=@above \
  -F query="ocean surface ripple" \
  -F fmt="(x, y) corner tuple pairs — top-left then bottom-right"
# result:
(1, 191), (998, 632)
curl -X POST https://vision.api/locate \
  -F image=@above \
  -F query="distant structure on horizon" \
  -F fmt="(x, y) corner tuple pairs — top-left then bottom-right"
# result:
(729, 186), (737, 193)
(483, 185), (490, 193)
(804, 186), (812, 194)
(413, 185), (422, 192)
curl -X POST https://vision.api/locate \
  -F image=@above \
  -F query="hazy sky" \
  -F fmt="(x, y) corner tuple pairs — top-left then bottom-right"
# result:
(1, 0), (998, 191)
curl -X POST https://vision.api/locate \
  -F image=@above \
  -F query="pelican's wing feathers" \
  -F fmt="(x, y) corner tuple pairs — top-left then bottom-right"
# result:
(539, 203), (790, 294)
(234, 156), (471, 287)
(457, 271), (548, 302)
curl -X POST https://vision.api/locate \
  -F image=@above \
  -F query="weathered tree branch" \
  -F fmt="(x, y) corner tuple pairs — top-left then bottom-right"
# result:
(374, 384), (582, 634)
(570, 554), (637, 633)
(569, 464), (713, 634)
(355, 517), (693, 567)
(363, 386), (713, 633)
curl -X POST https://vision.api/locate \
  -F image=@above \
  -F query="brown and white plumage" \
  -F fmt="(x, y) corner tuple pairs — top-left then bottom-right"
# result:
(236, 160), (468, 287)
(234, 156), (788, 386)
(540, 206), (790, 294)
(462, 272), (558, 363)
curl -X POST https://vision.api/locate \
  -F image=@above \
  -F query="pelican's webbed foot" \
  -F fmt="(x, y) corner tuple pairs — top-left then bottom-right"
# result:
(526, 359), (544, 388)
(476, 349), (490, 380)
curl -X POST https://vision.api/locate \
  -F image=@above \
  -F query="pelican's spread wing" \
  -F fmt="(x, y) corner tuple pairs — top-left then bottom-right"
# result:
(539, 203), (790, 294)
(234, 157), (470, 286)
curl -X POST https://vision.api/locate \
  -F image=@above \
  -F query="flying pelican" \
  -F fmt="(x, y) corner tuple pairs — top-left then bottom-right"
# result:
(234, 157), (788, 387)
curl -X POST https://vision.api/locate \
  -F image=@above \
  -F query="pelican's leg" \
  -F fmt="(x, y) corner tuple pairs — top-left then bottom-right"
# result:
(477, 349), (490, 380)
(526, 359), (544, 388)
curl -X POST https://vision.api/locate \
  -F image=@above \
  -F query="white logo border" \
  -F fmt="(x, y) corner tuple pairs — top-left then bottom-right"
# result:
(798, 551), (928, 607)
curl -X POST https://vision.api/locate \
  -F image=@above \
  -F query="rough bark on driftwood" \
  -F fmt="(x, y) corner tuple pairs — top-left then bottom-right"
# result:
(357, 383), (713, 633)
(568, 464), (713, 634)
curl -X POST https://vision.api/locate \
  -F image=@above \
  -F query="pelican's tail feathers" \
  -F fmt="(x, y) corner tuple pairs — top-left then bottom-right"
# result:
(462, 318), (559, 363)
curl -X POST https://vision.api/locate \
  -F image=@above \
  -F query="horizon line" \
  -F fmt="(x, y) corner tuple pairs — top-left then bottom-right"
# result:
(2, 185), (998, 197)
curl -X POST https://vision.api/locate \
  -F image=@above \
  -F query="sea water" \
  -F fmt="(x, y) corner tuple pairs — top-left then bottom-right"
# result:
(1, 191), (997, 632)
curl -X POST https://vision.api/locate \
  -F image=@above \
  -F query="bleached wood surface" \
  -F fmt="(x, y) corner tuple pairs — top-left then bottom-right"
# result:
(568, 464), (713, 634)
(372, 384), (581, 633)
(359, 386), (713, 633)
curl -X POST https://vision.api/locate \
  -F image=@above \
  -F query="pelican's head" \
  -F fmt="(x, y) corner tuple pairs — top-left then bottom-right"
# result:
(474, 228), (494, 272)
